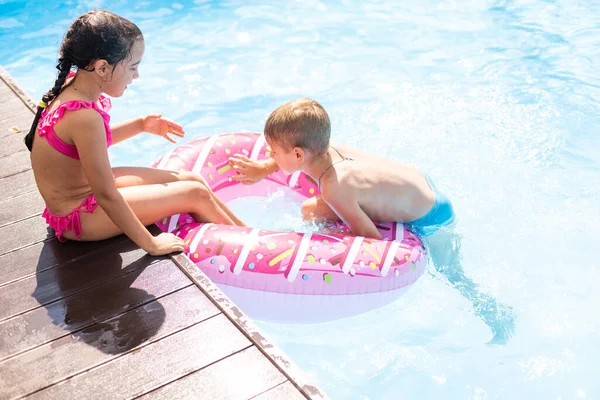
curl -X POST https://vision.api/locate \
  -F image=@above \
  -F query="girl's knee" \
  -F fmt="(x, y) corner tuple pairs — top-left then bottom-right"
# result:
(179, 171), (207, 185)
(188, 181), (211, 201)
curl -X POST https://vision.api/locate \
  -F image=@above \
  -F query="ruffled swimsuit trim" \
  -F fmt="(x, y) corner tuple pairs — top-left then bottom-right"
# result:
(37, 96), (112, 160)
(42, 195), (99, 242)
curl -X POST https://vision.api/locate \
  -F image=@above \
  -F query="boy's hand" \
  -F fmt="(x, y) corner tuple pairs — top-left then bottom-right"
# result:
(143, 114), (185, 143)
(229, 155), (276, 184)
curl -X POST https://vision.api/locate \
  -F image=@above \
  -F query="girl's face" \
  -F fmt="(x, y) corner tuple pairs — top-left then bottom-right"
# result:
(102, 39), (144, 97)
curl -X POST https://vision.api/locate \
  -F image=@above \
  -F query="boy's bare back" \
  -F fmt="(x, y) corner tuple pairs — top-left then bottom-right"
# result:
(239, 97), (456, 239)
(319, 143), (435, 224)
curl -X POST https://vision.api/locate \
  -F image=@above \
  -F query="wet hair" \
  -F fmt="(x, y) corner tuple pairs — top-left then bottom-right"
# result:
(264, 98), (331, 156)
(24, 10), (143, 151)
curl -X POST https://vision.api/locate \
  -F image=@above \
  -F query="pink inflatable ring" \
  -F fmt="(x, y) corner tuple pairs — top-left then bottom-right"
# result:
(153, 133), (427, 322)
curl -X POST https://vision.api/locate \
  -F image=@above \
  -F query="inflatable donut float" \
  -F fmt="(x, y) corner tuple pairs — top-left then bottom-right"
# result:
(153, 133), (427, 322)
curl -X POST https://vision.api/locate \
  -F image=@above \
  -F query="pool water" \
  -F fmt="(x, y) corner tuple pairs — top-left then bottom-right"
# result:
(2, 1), (599, 398)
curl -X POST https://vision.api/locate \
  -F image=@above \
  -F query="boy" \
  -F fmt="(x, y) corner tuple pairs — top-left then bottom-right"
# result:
(229, 98), (455, 239)
(230, 99), (518, 343)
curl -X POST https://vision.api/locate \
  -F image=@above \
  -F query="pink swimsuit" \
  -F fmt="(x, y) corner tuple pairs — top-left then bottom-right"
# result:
(39, 76), (113, 242)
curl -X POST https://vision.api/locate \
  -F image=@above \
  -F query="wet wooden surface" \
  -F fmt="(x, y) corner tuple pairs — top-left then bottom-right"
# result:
(0, 67), (325, 400)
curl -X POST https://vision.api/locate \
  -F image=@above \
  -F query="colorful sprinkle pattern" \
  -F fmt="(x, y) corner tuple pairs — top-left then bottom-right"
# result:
(153, 132), (427, 295)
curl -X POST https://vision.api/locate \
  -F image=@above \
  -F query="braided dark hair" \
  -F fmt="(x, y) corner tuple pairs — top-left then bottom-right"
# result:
(24, 10), (143, 151)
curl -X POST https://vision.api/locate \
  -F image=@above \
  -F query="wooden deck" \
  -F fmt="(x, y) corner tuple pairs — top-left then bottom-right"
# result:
(0, 66), (328, 400)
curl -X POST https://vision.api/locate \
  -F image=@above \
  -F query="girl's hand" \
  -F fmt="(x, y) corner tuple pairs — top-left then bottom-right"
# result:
(146, 232), (185, 256)
(143, 114), (185, 143)
(229, 155), (276, 184)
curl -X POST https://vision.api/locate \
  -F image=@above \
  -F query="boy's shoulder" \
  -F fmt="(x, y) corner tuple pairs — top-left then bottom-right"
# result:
(320, 170), (356, 202)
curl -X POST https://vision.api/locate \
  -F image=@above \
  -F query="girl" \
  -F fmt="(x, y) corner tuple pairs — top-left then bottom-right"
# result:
(25, 10), (244, 256)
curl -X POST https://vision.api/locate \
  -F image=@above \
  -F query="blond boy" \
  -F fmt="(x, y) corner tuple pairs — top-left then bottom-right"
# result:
(229, 98), (455, 239)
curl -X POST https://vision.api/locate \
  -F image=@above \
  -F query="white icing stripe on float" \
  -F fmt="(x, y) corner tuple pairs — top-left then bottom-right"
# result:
(250, 134), (266, 160)
(394, 222), (404, 241)
(380, 241), (401, 277)
(341, 236), (364, 274)
(192, 135), (218, 173)
(259, 232), (289, 240)
(156, 149), (175, 169)
(167, 214), (180, 233)
(189, 223), (213, 253)
(233, 228), (261, 275)
(319, 234), (344, 243)
(288, 171), (301, 187)
(287, 233), (312, 282)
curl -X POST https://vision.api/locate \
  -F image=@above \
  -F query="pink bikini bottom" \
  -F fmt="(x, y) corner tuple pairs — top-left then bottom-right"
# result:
(43, 194), (98, 242)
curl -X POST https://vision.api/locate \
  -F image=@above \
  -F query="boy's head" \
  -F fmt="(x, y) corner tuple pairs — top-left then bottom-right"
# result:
(264, 98), (330, 158)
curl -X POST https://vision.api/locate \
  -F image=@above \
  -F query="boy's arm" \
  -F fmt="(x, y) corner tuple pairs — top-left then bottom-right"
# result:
(229, 155), (278, 184)
(323, 186), (382, 239)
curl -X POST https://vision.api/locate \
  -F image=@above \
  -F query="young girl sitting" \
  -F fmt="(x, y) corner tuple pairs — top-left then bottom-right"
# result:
(24, 10), (243, 256)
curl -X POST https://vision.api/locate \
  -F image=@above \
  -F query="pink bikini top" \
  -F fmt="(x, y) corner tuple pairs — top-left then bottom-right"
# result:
(37, 74), (113, 160)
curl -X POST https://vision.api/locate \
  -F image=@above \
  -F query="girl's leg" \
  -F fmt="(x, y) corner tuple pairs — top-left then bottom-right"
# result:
(112, 167), (192, 187)
(112, 166), (245, 226)
(71, 180), (235, 241)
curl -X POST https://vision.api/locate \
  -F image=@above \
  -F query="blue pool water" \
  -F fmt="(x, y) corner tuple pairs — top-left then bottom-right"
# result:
(2, 1), (599, 398)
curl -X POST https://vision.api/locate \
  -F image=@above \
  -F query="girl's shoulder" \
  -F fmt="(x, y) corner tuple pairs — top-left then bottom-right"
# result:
(45, 97), (107, 129)
(60, 104), (111, 147)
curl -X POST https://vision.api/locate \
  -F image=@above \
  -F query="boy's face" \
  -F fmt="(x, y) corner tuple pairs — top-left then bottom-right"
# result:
(266, 138), (300, 175)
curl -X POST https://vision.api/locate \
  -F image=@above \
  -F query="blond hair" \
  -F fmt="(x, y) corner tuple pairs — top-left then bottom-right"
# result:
(264, 98), (330, 156)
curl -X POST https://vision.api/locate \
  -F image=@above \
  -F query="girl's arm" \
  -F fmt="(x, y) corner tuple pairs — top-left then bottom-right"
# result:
(111, 114), (185, 145)
(71, 109), (179, 254)
(110, 117), (144, 144)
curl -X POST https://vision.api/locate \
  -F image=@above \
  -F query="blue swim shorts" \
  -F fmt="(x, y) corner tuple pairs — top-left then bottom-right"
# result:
(406, 174), (456, 237)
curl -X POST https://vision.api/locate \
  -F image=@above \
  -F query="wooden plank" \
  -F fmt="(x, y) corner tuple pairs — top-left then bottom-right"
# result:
(0, 126), (31, 142)
(0, 265), (201, 362)
(0, 215), (52, 256)
(0, 89), (26, 107)
(0, 126), (32, 142)
(0, 235), (128, 287)
(0, 283), (221, 399)
(0, 102), (32, 137)
(0, 100), (31, 116)
(0, 150), (30, 179)
(0, 102), (30, 122)
(0, 107), (35, 124)
(0, 168), (36, 202)
(0, 240), (166, 322)
(0, 189), (44, 228)
(0, 227), (158, 287)
(139, 347), (287, 400)
(29, 315), (250, 400)
(251, 382), (308, 400)
(0, 86), (15, 103)
(0, 94), (31, 111)
(0, 114), (31, 140)
(5, 111), (34, 127)
(0, 130), (28, 158)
